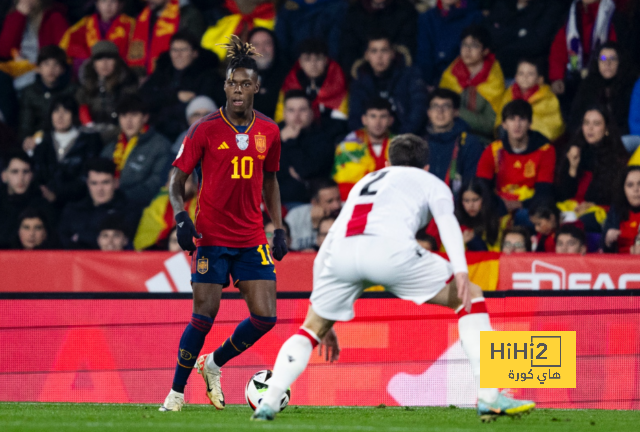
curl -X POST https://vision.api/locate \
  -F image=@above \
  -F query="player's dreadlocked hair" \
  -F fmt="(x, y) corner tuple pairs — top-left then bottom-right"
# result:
(218, 35), (260, 72)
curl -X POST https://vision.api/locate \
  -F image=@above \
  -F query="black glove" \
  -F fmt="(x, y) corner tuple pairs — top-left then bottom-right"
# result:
(175, 211), (201, 252)
(272, 228), (288, 261)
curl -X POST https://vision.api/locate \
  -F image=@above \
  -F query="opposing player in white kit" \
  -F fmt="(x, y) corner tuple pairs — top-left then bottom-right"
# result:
(252, 134), (535, 421)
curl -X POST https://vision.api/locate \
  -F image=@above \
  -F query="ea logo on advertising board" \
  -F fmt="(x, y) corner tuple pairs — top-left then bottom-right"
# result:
(480, 331), (576, 388)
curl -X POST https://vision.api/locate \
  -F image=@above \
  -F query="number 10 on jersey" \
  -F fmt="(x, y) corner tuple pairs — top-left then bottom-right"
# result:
(231, 156), (253, 179)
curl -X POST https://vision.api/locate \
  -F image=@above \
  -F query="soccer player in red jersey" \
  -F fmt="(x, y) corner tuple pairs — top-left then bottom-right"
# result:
(159, 36), (288, 412)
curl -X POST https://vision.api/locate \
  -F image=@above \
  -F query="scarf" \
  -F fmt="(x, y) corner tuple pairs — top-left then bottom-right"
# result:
(113, 125), (148, 176)
(127, 0), (180, 74)
(437, 0), (463, 16)
(450, 53), (497, 89)
(566, 0), (615, 72)
(511, 83), (539, 101)
(60, 14), (134, 61)
(223, 0), (275, 36)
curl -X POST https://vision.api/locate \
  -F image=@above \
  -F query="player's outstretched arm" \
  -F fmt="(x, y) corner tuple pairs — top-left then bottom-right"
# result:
(262, 171), (288, 261)
(169, 167), (201, 252)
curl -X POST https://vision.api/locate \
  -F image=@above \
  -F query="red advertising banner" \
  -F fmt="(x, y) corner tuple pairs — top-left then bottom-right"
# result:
(1, 296), (639, 409)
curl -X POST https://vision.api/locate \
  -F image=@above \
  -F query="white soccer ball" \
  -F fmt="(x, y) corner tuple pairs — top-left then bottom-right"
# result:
(245, 370), (290, 411)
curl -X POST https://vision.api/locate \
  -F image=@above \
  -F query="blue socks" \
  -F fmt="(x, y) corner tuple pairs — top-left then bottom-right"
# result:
(172, 313), (213, 393)
(212, 313), (277, 367)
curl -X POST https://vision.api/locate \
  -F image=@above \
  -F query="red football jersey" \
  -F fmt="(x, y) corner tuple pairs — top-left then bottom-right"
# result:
(173, 109), (281, 248)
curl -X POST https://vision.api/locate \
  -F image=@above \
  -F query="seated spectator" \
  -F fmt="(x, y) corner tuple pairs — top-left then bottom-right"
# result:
(416, 0), (481, 86)
(501, 226), (532, 254)
(97, 215), (129, 251)
(76, 40), (138, 145)
(333, 97), (394, 200)
(602, 166), (640, 253)
(101, 95), (171, 209)
(570, 42), (636, 134)
(133, 172), (197, 251)
(11, 207), (55, 250)
(424, 88), (483, 196)
(484, 0), (565, 79)
(264, 219), (292, 251)
(439, 24), (505, 140)
(285, 179), (342, 251)
(340, 0), (417, 74)
(555, 223), (587, 254)
(530, 202), (559, 252)
(0, 0), (68, 86)
(548, 0), (617, 114)
(0, 151), (55, 249)
(275, 39), (348, 123)
(278, 90), (346, 205)
(556, 107), (628, 232)
(58, 158), (133, 249)
(496, 58), (565, 142)
(201, 1), (276, 61)
(140, 31), (222, 141)
(0, 70), (19, 129)
(30, 95), (103, 209)
(171, 96), (218, 155)
(315, 215), (335, 250)
(126, 0), (206, 76)
(274, 0), (347, 64)
(249, 27), (289, 119)
(59, 0), (135, 76)
(416, 229), (437, 252)
(349, 32), (426, 135)
(476, 100), (556, 228)
(19, 45), (77, 143)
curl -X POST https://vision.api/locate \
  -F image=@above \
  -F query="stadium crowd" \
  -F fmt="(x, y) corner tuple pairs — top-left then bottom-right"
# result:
(1, 0), (640, 255)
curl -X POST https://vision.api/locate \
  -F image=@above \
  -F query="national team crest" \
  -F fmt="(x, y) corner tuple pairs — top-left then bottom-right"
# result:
(197, 257), (209, 274)
(236, 134), (249, 150)
(255, 134), (267, 153)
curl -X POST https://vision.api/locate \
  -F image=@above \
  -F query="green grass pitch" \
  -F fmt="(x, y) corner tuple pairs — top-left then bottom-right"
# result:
(1, 403), (639, 432)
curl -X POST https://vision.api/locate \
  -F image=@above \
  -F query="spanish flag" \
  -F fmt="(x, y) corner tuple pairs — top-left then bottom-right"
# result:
(60, 13), (135, 61)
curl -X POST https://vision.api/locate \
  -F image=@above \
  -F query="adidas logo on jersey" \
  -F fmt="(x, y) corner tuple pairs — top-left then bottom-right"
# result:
(218, 142), (229, 150)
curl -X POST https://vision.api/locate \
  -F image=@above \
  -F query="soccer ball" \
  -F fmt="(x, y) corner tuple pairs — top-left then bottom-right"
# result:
(245, 370), (290, 411)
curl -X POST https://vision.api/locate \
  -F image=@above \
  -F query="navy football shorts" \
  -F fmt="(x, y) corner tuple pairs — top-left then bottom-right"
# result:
(191, 245), (276, 286)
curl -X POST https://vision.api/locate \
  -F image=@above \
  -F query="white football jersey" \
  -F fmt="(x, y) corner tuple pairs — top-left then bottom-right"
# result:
(330, 166), (454, 242)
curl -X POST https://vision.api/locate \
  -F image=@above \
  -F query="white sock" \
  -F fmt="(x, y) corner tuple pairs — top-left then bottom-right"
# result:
(260, 329), (319, 411)
(457, 298), (499, 404)
(169, 389), (183, 398)
(205, 352), (221, 371)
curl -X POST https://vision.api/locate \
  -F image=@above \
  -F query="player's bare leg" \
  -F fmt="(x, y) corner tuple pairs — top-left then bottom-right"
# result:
(199, 280), (277, 409)
(428, 279), (535, 420)
(252, 307), (337, 421)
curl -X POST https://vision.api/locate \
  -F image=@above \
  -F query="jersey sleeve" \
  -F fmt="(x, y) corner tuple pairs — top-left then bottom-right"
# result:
(264, 132), (281, 172)
(475, 145), (496, 180)
(172, 124), (205, 174)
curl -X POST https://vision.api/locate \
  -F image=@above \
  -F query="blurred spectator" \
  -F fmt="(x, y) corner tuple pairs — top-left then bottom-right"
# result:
(76, 40), (138, 145)
(0, 0), (68, 86)
(0, 70), (19, 129)
(59, 0), (135, 76)
(201, 0), (276, 61)
(340, 0), (417, 74)
(171, 96), (218, 155)
(274, 0), (347, 65)
(484, 0), (565, 79)
(30, 95), (103, 209)
(496, 58), (565, 142)
(416, 229), (437, 252)
(569, 42), (636, 134)
(264, 219), (292, 250)
(424, 88), (483, 195)
(439, 24), (505, 140)
(275, 39), (348, 123)
(476, 100), (556, 227)
(18, 45), (77, 142)
(11, 207), (55, 249)
(416, 0), (481, 87)
(133, 172), (197, 251)
(602, 166), (640, 253)
(0, 151), (55, 249)
(349, 32), (426, 135)
(249, 27), (289, 119)
(58, 158), (132, 249)
(285, 178), (342, 251)
(126, 0), (206, 76)
(501, 226), (532, 253)
(101, 95), (171, 209)
(628, 78), (640, 154)
(167, 226), (180, 252)
(556, 107), (628, 232)
(555, 223), (587, 254)
(97, 214), (129, 251)
(140, 31), (222, 141)
(278, 90), (346, 205)
(529, 202), (559, 252)
(333, 98), (394, 200)
(315, 215), (335, 250)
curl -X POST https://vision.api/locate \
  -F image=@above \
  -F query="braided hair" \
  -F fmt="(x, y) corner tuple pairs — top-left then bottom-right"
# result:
(218, 35), (260, 73)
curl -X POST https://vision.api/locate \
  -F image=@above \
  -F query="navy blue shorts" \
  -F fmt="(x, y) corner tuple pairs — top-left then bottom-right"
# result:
(191, 244), (276, 286)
